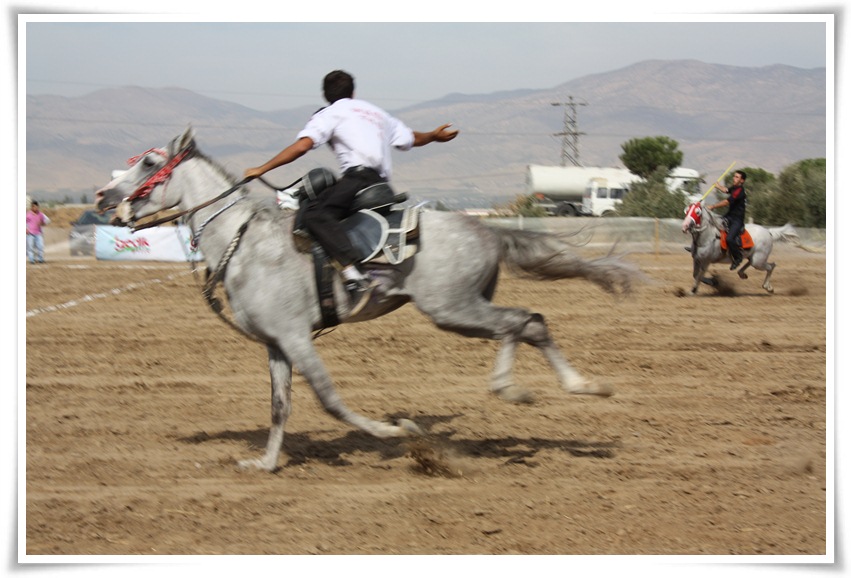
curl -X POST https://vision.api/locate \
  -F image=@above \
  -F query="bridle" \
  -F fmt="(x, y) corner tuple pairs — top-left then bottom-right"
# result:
(126, 146), (192, 202)
(684, 202), (724, 241)
(122, 143), (250, 231)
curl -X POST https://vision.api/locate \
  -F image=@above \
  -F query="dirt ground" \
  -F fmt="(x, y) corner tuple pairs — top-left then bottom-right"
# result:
(23, 228), (828, 561)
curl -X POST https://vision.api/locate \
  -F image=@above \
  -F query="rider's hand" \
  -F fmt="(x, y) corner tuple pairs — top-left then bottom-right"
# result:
(433, 124), (459, 142)
(244, 167), (264, 180)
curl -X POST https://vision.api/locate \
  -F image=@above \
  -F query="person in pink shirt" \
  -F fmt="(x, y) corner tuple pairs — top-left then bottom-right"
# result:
(26, 201), (50, 264)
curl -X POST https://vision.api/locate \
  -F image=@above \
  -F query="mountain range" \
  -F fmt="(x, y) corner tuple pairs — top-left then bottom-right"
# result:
(25, 59), (827, 208)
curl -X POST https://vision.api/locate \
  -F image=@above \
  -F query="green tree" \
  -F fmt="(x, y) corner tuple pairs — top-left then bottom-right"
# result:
(740, 159), (825, 228)
(619, 136), (684, 179)
(617, 167), (689, 218)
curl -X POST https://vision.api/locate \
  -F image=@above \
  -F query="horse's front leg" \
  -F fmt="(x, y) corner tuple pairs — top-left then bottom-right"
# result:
(239, 345), (292, 472)
(691, 257), (707, 294)
(294, 337), (420, 438)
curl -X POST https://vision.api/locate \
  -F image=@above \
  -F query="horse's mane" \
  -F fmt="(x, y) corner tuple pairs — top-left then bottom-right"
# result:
(193, 146), (241, 187)
(701, 206), (725, 232)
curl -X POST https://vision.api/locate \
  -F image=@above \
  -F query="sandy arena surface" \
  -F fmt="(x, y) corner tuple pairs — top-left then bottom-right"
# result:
(23, 223), (828, 564)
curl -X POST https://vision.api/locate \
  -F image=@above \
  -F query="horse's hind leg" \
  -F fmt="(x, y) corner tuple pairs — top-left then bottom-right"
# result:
(424, 299), (606, 403)
(519, 313), (612, 397)
(238, 345), (293, 472)
(761, 261), (776, 293)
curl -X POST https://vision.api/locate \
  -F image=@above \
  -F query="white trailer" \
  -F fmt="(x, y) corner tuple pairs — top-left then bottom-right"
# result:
(526, 164), (704, 217)
(526, 165), (636, 216)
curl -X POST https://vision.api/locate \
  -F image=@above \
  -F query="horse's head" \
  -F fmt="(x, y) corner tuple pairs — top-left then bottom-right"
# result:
(95, 127), (196, 226)
(682, 202), (703, 234)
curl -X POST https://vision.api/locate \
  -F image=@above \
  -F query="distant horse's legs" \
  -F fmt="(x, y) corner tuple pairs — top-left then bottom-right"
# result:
(691, 259), (708, 294)
(741, 249), (776, 293)
(760, 261), (776, 293)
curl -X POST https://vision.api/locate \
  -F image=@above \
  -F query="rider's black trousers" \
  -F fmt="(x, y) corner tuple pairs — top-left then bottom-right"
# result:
(726, 217), (745, 262)
(302, 167), (384, 268)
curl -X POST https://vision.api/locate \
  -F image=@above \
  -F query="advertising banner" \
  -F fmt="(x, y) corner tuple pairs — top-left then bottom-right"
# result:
(95, 225), (203, 262)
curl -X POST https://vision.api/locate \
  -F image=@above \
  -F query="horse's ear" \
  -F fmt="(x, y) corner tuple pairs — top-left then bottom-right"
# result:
(178, 125), (195, 150)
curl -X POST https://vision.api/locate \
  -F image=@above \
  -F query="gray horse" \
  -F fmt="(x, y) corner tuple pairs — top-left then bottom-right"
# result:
(682, 201), (802, 294)
(96, 127), (642, 472)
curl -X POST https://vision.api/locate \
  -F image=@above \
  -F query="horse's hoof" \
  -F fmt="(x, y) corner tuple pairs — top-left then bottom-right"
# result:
(493, 384), (535, 404)
(572, 380), (614, 397)
(396, 418), (425, 436)
(738, 272), (749, 280)
(237, 457), (277, 472)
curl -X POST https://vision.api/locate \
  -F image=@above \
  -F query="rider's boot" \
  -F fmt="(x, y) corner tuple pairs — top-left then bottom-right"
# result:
(729, 252), (743, 270)
(342, 265), (379, 316)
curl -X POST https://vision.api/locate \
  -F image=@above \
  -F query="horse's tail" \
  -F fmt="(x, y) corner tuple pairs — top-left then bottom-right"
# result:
(492, 226), (644, 295)
(768, 223), (824, 253)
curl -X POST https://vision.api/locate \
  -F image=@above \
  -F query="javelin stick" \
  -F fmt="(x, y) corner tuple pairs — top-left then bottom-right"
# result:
(700, 161), (737, 202)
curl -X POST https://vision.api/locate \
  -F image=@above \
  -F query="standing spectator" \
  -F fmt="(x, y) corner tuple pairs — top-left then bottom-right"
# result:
(26, 201), (50, 264)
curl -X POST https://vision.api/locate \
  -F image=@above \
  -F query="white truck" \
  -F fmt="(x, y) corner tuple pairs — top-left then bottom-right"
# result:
(526, 164), (703, 217)
(582, 167), (703, 217)
(526, 165), (632, 216)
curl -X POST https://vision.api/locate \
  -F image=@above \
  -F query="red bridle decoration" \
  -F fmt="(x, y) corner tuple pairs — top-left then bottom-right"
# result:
(684, 202), (702, 227)
(125, 147), (192, 202)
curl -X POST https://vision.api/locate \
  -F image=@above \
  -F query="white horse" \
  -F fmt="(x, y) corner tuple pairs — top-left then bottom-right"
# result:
(681, 201), (802, 294)
(96, 127), (644, 472)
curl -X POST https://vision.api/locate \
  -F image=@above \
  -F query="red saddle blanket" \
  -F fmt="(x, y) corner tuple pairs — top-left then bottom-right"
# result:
(720, 229), (754, 250)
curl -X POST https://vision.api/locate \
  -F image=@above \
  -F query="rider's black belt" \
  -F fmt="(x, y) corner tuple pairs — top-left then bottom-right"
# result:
(344, 166), (382, 179)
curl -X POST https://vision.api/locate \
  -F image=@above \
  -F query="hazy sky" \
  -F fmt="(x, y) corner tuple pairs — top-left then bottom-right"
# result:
(22, 15), (829, 112)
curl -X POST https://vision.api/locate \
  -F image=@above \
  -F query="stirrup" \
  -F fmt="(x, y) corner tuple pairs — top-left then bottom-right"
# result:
(345, 278), (377, 317)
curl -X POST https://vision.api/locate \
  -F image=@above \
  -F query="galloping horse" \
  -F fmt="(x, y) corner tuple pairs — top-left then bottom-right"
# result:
(96, 127), (642, 472)
(682, 201), (802, 294)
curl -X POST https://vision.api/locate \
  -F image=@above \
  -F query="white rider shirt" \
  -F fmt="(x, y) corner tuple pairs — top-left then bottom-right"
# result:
(297, 98), (415, 179)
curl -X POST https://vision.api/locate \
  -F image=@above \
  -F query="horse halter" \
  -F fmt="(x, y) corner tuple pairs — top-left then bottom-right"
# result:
(125, 144), (195, 202)
(119, 142), (250, 232)
(682, 202), (704, 233)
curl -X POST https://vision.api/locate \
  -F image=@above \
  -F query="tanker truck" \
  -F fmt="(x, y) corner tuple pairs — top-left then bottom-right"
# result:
(526, 165), (636, 216)
(526, 164), (702, 217)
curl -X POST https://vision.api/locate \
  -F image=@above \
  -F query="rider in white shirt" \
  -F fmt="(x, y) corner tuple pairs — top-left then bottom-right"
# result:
(245, 70), (458, 305)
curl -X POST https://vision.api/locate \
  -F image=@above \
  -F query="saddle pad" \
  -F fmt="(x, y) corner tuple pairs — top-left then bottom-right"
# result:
(343, 208), (420, 264)
(720, 229), (754, 250)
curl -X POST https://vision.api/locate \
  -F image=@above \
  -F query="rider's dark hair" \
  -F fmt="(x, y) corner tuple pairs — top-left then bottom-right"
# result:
(736, 170), (747, 181)
(323, 70), (355, 104)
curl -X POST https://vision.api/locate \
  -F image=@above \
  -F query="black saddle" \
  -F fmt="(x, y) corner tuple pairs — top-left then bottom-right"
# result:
(290, 168), (417, 265)
(286, 169), (420, 329)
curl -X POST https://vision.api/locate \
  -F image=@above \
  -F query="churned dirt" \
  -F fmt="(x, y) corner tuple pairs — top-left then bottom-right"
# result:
(24, 228), (828, 559)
